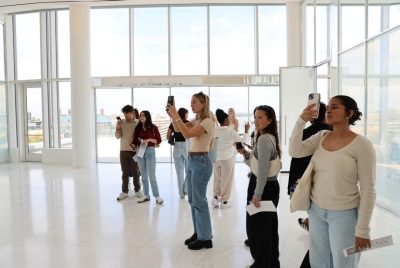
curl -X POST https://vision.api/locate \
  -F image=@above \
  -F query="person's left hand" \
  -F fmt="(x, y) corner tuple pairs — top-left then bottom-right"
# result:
(355, 236), (371, 252)
(251, 196), (260, 208)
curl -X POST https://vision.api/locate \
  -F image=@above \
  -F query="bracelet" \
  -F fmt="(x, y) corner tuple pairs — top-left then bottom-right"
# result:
(175, 118), (181, 122)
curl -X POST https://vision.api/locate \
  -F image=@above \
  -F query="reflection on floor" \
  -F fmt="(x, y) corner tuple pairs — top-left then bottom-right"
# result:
(0, 163), (398, 267)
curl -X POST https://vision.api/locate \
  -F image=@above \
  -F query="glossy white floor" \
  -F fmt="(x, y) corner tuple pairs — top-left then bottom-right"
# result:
(0, 162), (398, 268)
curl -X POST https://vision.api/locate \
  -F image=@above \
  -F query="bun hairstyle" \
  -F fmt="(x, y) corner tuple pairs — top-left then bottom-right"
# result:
(332, 95), (362, 125)
(215, 109), (228, 125)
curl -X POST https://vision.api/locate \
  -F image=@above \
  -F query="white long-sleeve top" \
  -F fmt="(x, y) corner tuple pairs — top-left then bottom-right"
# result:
(215, 126), (248, 161)
(289, 117), (376, 239)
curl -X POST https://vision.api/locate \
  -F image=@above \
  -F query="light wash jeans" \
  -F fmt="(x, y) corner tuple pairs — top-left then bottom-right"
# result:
(186, 154), (213, 240)
(136, 147), (160, 197)
(309, 201), (360, 268)
(173, 141), (188, 197)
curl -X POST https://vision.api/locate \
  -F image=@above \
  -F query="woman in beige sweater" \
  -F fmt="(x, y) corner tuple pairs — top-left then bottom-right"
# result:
(289, 95), (376, 268)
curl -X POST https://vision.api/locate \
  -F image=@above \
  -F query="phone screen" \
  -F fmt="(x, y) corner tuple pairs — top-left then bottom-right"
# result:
(235, 142), (244, 150)
(307, 93), (321, 119)
(167, 96), (174, 106)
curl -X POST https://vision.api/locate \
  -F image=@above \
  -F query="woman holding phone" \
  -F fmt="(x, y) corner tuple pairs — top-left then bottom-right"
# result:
(166, 92), (215, 250)
(289, 95), (376, 267)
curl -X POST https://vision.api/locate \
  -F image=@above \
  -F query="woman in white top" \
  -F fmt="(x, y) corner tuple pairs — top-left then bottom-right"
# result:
(228, 107), (239, 132)
(167, 92), (215, 251)
(212, 109), (249, 208)
(289, 95), (376, 268)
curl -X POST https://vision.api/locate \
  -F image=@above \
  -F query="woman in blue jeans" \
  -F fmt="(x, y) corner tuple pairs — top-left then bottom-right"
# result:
(289, 95), (376, 268)
(131, 110), (164, 205)
(166, 92), (215, 250)
(167, 108), (191, 199)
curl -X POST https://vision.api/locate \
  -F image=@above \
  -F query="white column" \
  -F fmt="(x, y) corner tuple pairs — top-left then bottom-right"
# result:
(70, 5), (95, 167)
(286, 1), (303, 66)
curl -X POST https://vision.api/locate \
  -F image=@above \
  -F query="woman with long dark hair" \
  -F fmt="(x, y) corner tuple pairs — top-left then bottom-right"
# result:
(131, 110), (163, 204)
(238, 105), (281, 267)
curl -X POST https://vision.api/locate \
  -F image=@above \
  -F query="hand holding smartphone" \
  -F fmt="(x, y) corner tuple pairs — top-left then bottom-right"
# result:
(166, 96), (174, 111)
(116, 116), (122, 121)
(307, 93), (321, 119)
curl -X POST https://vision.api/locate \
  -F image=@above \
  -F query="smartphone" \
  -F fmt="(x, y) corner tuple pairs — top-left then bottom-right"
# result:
(167, 95), (175, 106)
(308, 93), (321, 119)
(116, 116), (122, 121)
(235, 142), (244, 150)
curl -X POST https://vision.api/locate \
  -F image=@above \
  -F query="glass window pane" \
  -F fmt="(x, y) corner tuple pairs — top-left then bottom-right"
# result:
(27, 87), (43, 154)
(133, 8), (168, 76)
(258, 6), (287, 74)
(58, 82), (72, 148)
(306, 5), (315, 65)
(368, 6), (381, 38)
(91, 8), (129, 77)
(316, 6), (328, 63)
(317, 78), (329, 104)
(390, 4), (400, 28)
(16, 13), (41, 80)
(170, 7), (207, 75)
(96, 88), (132, 160)
(210, 6), (255, 74)
(367, 28), (400, 213)
(340, 44), (365, 135)
(133, 88), (170, 159)
(57, 10), (70, 78)
(0, 24), (4, 81)
(341, 5), (365, 51)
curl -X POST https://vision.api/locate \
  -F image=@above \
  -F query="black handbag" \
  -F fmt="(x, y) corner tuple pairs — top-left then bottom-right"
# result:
(168, 132), (175, 145)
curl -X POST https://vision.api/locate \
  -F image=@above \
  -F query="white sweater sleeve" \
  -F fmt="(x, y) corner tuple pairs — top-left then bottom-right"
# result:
(289, 117), (324, 158)
(355, 139), (376, 239)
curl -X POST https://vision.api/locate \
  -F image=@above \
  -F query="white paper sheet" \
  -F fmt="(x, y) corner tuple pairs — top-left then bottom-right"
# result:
(137, 142), (147, 158)
(343, 235), (393, 257)
(246, 201), (277, 216)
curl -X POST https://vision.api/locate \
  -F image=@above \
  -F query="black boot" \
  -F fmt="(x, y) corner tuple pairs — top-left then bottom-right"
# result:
(184, 233), (197, 245)
(188, 239), (213, 250)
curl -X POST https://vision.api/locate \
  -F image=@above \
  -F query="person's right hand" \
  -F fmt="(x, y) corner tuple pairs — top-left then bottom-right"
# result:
(300, 103), (318, 122)
(237, 148), (249, 158)
(116, 120), (122, 130)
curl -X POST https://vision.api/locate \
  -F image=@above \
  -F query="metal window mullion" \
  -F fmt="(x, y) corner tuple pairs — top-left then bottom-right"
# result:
(255, 5), (259, 75)
(130, 7), (134, 76)
(168, 6), (171, 76)
(313, 0), (316, 65)
(207, 5), (210, 76)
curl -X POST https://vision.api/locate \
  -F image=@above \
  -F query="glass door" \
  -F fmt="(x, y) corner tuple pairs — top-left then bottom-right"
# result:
(24, 84), (44, 161)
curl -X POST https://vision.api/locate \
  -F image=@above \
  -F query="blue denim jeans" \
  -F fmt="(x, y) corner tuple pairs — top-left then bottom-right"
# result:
(173, 141), (188, 197)
(186, 155), (213, 240)
(136, 147), (160, 197)
(309, 201), (360, 268)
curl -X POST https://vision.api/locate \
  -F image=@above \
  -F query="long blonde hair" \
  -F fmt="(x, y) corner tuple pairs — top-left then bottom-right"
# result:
(194, 92), (210, 122)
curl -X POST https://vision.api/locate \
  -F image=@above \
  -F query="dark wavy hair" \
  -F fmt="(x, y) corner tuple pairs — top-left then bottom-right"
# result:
(312, 102), (327, 124)
(135, 110), (154, 133)
(254, 105), (281, 158)
(177, 108), (189, 123)
(121, 104), (134, 113)
(215, 108), (229, 125)
(332, 95), (362, 125)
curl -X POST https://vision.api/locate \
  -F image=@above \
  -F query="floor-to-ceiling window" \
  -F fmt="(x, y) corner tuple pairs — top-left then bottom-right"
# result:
(339, 1), (400, 214)
(0, 22), (8, 163)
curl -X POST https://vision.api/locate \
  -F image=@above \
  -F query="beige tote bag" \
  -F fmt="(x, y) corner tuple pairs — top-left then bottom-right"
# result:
(290, 161), (314, 213)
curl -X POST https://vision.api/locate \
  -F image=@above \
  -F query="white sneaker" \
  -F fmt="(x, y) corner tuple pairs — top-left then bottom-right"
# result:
(156, 196), (164, 204)
(220, 200), (231, 209)
(135, 191), (144, 198)
(116, 192), (129, 201)
(212, 196), (219, 207)
(137, 196), (150, 203)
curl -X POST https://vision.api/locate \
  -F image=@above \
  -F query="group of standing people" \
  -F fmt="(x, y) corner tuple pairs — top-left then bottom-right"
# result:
(114, 92), (376, 268)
